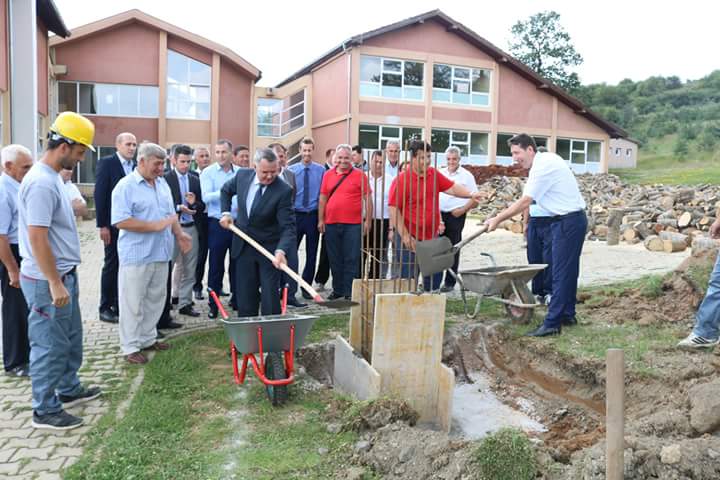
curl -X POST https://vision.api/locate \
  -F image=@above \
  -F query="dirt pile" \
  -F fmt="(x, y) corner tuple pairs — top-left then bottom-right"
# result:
(296, 342), (334, 386)
(343, 398), (419, 433)
(464, 164), (528, 184)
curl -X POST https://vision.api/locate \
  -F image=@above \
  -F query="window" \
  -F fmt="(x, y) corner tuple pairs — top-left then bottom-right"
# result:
(75, 146), (116, 184)
(167, 50), (211, 120)
(556, 138), (602, 173)
(626, 148), (632, 158)
(433, 63), (491, 106)
(358, 124), (423, 151)
(360, 55), (424, 101)
(431, 128), (489, 166)
(615, 147), (621, 156)
(58, 81), (159, 117)
(256, 89), (306, 138)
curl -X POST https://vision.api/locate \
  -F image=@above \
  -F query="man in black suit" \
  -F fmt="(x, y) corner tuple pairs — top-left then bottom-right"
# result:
(192, 147), (210, 299)
(94, 132), (137, 323)
(219, 148), (295, 316)
(164, 145), (204, 318)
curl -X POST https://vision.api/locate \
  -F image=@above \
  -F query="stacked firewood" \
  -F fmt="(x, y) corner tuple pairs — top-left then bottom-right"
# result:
(465, 168), (720, 255)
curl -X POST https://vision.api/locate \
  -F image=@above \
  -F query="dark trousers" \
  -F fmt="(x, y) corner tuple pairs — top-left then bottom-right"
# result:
(294, 211), (320, 296)
(315, 235), (330, 285)
(440, 212), (466, 288)
(527, 216), (553, 297)
(325, 223), (361, 297)
(157, 261), (174, 329)
(99, 226), (119, 313)
(193, 214), (208, 293)
(1, 244), (30, 371)
(362, 218), (390, 279)
(234, 249), (281, 317)
(207, 218), (235, 306)
(544, 211), (587, 329)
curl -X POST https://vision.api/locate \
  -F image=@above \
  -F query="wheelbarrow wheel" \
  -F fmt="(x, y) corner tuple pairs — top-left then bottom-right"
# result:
(264, 352), (289, 407)
(501, 283), (535, 324)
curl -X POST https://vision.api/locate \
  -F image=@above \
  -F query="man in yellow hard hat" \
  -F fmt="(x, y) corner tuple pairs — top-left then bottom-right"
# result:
(18, 112), (102, 430)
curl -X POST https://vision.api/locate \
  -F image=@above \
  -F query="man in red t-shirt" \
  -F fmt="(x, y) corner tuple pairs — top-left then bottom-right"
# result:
(318, 145), (371, 300)
(388, 139), (484, 291)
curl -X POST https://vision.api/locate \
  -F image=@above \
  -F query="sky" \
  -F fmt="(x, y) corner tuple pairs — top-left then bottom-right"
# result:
(53, 0), (719, 87)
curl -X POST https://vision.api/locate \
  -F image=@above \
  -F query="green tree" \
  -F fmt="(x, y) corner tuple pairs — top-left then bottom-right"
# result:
(509, 11), (583, 92)
(674, 137), (689, 157)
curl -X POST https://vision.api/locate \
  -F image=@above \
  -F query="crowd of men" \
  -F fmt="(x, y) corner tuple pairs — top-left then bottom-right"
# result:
(4, 111), (720, 432)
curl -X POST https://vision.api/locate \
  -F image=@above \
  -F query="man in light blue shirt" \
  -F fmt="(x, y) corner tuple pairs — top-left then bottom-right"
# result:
(287, 137), (325, 300)
(200, 139), (239, 317)
(112, 142), (191, 365)
(0, 145), (33, 378)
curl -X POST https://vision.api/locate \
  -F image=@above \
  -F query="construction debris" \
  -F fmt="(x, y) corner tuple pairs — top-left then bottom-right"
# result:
(465, 167), (720, 254)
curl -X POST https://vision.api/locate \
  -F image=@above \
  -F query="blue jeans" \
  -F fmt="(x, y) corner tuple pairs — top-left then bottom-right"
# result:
(325, 223), (361, 297)
(21, 271), (83, 415)
(295, 211), (320, 296)
(693, 253), (720, 339)
(393, 234), (442, 291)
(527, 216), (553, 297)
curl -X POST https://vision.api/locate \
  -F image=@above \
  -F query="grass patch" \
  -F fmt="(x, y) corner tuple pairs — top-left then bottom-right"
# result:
(306, 313), (349, 344)
(473, 428), (536, 480)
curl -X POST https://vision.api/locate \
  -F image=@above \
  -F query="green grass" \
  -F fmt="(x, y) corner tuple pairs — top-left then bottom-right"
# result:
(473, 428), (536, 480)
(306, 313), (349, 344)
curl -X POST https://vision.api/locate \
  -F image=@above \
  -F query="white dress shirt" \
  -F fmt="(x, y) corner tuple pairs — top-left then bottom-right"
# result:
(523, 152), (586, 216)
(439, 165), (477, 212)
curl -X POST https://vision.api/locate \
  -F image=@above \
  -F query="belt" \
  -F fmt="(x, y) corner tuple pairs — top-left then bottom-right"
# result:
(295, 210), (318, 215)
(549, 210), (585, 221)
(181, 222), (195, 228)
(62, 266), (77, 280)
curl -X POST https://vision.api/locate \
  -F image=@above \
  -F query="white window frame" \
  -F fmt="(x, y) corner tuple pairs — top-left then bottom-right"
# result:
(166, 50), (211, 120)
(58, 81), (160, 118)
(556, 138), (602, 174)
(432, 63), (492, 107)
(432, 128), (490, 166)
(359, 55), (424, 101)
(358, 124), (424, 151)
(256, 89), (306, 138)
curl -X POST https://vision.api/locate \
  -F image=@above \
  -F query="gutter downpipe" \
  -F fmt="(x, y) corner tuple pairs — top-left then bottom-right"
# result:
(342, 41), (352, 142)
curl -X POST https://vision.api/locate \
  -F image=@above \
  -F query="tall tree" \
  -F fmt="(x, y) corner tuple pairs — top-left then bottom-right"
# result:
(509, 11), (583, 92)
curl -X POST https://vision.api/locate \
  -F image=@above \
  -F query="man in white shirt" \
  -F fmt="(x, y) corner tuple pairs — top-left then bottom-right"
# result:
(438, 146), (478, 292)
(365, 150), (394, 279)
(385, 140), (401, 178)
(60, 168), (87, 218)
(485, 134), (587, 337)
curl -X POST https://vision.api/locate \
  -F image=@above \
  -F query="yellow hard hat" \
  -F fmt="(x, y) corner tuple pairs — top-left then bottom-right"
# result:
(49, 112), (96, 152)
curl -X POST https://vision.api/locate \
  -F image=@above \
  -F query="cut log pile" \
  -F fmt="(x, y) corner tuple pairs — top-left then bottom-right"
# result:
(465, 167), (720, 254)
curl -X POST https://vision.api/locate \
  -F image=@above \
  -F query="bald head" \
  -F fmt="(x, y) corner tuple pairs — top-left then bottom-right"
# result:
(115, 132), (137, 160)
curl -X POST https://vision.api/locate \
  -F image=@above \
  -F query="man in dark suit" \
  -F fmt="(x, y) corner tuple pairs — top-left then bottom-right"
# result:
(192, 147), (210, 300)
(219, 148), (295, 316)
(94, 132), (137, 323)
(164, 144), (204, 319)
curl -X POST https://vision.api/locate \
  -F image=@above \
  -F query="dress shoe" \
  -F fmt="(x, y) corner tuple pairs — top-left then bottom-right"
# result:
(178, 305), (200, 317)
(208, 305), (219, 319)
(194, 290), (205, 300)
(126, 352), (148, 364)
(328, 292), (343, 300)
(161, 321), (183, 329)
(219, 290), (230, 297)
(144, 342), (171, 351)
(171, 297), (179, 305)
(525, 325), (561, 337)
(99, 310), (119, 324)
(287, 297), (307, 308)
(6, 364), (29, 377)
(440, 285), (455, 293)
(156, 330), (166, 339)
(301, 290), (313, 300)
(562, 316), (578, 326)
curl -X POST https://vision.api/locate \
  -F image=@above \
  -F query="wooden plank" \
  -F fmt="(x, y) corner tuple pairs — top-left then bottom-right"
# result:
(436, 364), (455, 433)
(333, 335), (381, 401)
(606, 349), (625, 480)
(371, 293), (447, 426)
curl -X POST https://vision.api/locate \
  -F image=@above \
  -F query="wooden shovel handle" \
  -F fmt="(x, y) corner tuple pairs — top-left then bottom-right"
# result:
(227, 224), (322, 301)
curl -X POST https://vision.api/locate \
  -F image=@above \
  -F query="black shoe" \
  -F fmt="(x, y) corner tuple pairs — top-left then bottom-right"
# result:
(301, 290), (313, 300)
(440, 285), (455, 293)
(562, 316), (578, 326)
(171, 297), (179, 305)
(161, 321), (183, 329)
(32, 410), (83, 430)
(157, 330), (166, 339)
(328, 292), (343, 300)
(344, 296), (352, 301)
(287, 297), (307, 308)
(99, 310), (119, 324)
(219, 290), (230, 297)
(194, 290), (205, 300)
(58, 386), (102, 408)
(178, 305), (200, 317)
(208, 305), (219, 319)
(525, 325), (561, 337)
(6, 364), (29, 377)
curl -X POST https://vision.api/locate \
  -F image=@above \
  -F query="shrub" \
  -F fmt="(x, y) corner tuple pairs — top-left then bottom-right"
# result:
(474, 428), (536, 480)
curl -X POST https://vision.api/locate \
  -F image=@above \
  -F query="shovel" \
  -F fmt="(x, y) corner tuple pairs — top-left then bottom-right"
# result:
(415, 225), (488, 277)
(227, 224), (358, 309)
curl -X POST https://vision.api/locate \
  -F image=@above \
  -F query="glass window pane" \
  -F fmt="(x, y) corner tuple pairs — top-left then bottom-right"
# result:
(359, 124), (379, 149)
(196, 102), (210, 120)
(432, 89), (451, 102)
(289, 104), (304, 119)
(403, 127), (422, 145)
(533, 136), (548, 148)
(451, 131), (468, 143)
(403, 61), (423, 87)
(381, 85), (402, 98)
(360, 82), (381, 97)
(453, 91), (470, 104)
(571, 140), (586, 152)
(431, 129), (450, 153)
(189, 86), (210, 103)
(382, 73), (401, 87)
(189, 58), (211, 85)
(167, 50), (188, 84)
(117, 85), (138, 116)
(454, 67), (470, 79)
(289, 115), (304, 130)
(556, 139), (571, 160)
(470, 132), (489, 155)
(381, 126), (400, 138)
(79, 83), (95, 114)
(497, 134), (514, 157)
(453, 80), (470, 95)
(94, 84), (118, 115)
(139, 86), (159, 117)
(403, 86), (423, 100)
(451, 143), (468, 156)
(58, 83), (77, 112)
(571, 152), (586, 164)
(360, 56), (381, 83)
(588, 141), (601, 163)
(258, 125), (275, 137)
(472, 69), (491, 93)
(471, 93), (489, 106)
(383, 59), (401, 73)
(433, 64), (451, 89)
(78, 149), (98, 183)
(289, 90), (304, 106)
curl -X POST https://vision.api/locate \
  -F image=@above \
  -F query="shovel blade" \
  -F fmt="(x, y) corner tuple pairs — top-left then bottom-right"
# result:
(415, 237), (455, 277)
(317, 299), (359, 310)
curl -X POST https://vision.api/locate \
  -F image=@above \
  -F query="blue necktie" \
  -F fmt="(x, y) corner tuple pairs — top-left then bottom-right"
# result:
(250, 185), (264, 217)
(302, 167), (310, 209)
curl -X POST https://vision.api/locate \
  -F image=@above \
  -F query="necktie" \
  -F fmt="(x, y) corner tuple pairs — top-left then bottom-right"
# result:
(302, 167), (310, 209)
(180, 174), (188, 198)
(250, 185), (264, 217)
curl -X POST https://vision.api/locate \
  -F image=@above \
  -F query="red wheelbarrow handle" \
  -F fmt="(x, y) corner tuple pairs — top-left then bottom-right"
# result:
(208, 288), (230, 320)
